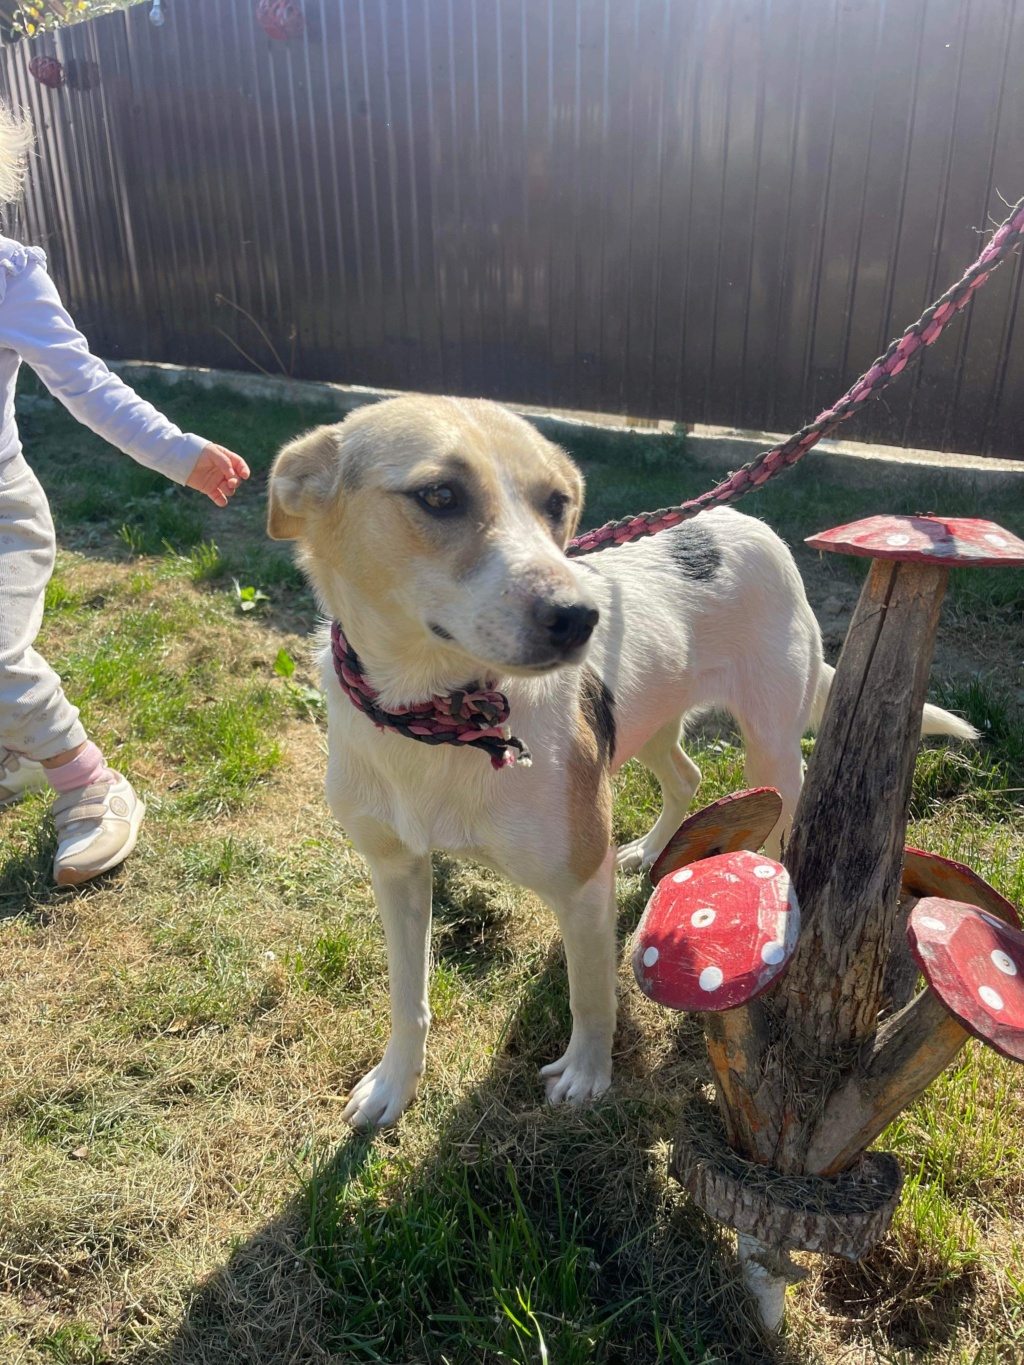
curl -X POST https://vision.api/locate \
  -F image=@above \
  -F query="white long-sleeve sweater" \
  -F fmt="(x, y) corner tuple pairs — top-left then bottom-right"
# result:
(0, 237), (203, 483)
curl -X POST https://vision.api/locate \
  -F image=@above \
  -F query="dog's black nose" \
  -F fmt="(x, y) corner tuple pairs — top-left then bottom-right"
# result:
(534, 600), (599, 651)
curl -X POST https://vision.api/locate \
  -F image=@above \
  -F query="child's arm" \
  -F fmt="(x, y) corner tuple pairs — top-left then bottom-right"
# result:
(0, 251), (247, 500)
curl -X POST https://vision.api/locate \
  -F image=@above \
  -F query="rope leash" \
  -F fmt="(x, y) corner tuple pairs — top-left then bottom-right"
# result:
(567, 195), (1024, 557)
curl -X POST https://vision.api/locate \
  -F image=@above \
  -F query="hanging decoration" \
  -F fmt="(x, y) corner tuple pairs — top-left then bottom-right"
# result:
(149, 0), (165, 26)
(29, 55), (64, 89)
(256, 0), (304, 42)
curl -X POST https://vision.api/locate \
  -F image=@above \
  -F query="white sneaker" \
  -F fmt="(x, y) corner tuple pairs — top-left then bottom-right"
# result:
(51, 773), (146, 887)
(0, 748), (48, 807)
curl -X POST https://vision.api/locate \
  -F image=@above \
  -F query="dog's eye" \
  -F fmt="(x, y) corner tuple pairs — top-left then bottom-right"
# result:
(416, 484), (460, 515)
(545, 490), (570, 522)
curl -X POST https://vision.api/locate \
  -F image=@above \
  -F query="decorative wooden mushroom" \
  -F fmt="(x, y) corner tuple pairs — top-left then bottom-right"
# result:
(885, 848), (1021, 1011)
(908, 898), (1024, 1062)
(657, 515), (1024, 1330)
(649, 787), (783, 885)
(804, 514), (1024, 565)
(632, 850), (799, 1012)
(901, 848), (1021, 925)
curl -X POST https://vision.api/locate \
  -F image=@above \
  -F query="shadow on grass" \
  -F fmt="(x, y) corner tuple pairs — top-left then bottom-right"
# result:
(151, 887), (795, 1365)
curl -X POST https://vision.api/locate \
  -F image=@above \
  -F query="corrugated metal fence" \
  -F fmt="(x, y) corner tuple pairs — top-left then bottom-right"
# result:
(1, 0), (1023, 457)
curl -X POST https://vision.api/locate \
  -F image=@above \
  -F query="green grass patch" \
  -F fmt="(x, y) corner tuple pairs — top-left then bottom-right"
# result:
(306, 1135), (718, 1365)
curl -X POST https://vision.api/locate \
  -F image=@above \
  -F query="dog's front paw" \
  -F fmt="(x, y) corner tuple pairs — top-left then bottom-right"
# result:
(342, 1052), (422, 1130)
(539, 1040), (612, 1107)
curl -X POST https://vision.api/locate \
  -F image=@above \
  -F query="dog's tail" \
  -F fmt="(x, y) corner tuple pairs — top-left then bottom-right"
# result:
(810, 662), (979, 741)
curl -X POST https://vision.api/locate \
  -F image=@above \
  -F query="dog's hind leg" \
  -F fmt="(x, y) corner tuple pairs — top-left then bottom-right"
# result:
(342, 834), (433, 1130)
(741, 739), (804, 859)
(538, 848), (619, 1105)
(733, 705), (806, 860)
(615, 717), (701, 873)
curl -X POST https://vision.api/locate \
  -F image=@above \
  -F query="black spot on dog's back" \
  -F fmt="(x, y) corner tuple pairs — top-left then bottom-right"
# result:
(580, 667), (616, 764)
(668, 521), (721, 581)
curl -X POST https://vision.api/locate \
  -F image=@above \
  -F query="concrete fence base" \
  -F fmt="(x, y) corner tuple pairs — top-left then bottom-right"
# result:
(111, 361), (1024, 496)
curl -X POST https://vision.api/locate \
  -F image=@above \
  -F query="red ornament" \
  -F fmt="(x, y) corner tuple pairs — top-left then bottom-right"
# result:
(632, 849), (800, 1013)
(805, 515), (1024, 567)
(908, 896), (1024, 1063)
(256, 0), (304, 41)
(29, 55), (65, 90)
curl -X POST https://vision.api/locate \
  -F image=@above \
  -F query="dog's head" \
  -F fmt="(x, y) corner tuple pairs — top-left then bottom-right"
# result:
(267, 396), (599, 677)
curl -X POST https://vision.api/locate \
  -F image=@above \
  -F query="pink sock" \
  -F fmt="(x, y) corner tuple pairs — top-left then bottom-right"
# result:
(46, 741), (117, 794)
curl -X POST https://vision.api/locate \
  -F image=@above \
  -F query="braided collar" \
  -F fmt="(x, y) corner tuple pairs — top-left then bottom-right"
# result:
(330, 621), (532, 771)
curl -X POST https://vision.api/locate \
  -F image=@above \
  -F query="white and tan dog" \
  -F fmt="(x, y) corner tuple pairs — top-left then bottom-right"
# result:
(268, 395), (974, 1129)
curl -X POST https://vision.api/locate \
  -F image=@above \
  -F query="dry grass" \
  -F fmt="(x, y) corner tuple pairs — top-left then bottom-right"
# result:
(1, 376), (1023, 1363)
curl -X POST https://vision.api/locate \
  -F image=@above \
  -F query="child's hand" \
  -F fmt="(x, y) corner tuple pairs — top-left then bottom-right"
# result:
(186, 443), (250, 507)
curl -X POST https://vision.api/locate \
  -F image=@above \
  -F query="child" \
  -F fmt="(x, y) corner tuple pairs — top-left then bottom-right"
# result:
(0, 104), (249, 885)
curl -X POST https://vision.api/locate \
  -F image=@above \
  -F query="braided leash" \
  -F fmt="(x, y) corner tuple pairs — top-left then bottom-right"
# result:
(330, 621), (532, 770)
(567, 195), (1024, 557)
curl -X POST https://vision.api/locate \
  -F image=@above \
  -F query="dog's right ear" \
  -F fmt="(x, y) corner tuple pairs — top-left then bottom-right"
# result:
(267, 425), (343, 540)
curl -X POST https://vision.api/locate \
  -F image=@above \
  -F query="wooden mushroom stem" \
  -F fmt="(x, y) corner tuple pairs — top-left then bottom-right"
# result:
(883, 894), (922, 1013)
(803, 988), (967, 1175)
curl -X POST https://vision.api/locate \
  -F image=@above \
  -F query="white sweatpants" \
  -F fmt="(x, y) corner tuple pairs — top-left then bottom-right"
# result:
(0, 453), (87, 760)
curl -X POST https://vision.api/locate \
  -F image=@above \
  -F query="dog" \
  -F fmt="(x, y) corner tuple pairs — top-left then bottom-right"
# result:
(267, 395), (975, 1129)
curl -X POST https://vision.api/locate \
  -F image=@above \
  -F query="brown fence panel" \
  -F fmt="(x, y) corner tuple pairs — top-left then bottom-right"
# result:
(1, 0), (1022, 456)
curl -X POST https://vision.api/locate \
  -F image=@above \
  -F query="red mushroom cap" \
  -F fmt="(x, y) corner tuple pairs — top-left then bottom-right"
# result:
(902, 847), (1020, 928)
(805, 515), (1024, 566)
(632, 849), (800, 1012)
(649, 787), (783, 885)
(908, 897), (1024, 1063)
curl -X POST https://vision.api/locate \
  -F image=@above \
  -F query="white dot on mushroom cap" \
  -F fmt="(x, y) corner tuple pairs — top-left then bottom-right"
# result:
(979, 985), (1005, 1011)
(991, 949), (1018, 977)
(672, 869), (693, 884)
(919, 916), (948, 932)
(985, 533), (1008, 547)
(691, 908), (716, 928)
(699, 966), (724, 992)
(753, 865), (776, 879)
(886, 534), (910, 546)
(642, 946), (659, 968)
(761, 942), (786, 965)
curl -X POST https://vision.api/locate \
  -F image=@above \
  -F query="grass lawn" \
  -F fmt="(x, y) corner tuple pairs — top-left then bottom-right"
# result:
(1, 373), (1023, 1364)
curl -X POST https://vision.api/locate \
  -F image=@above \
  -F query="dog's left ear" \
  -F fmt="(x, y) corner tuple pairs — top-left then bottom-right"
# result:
(267, 425), (343, 540)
